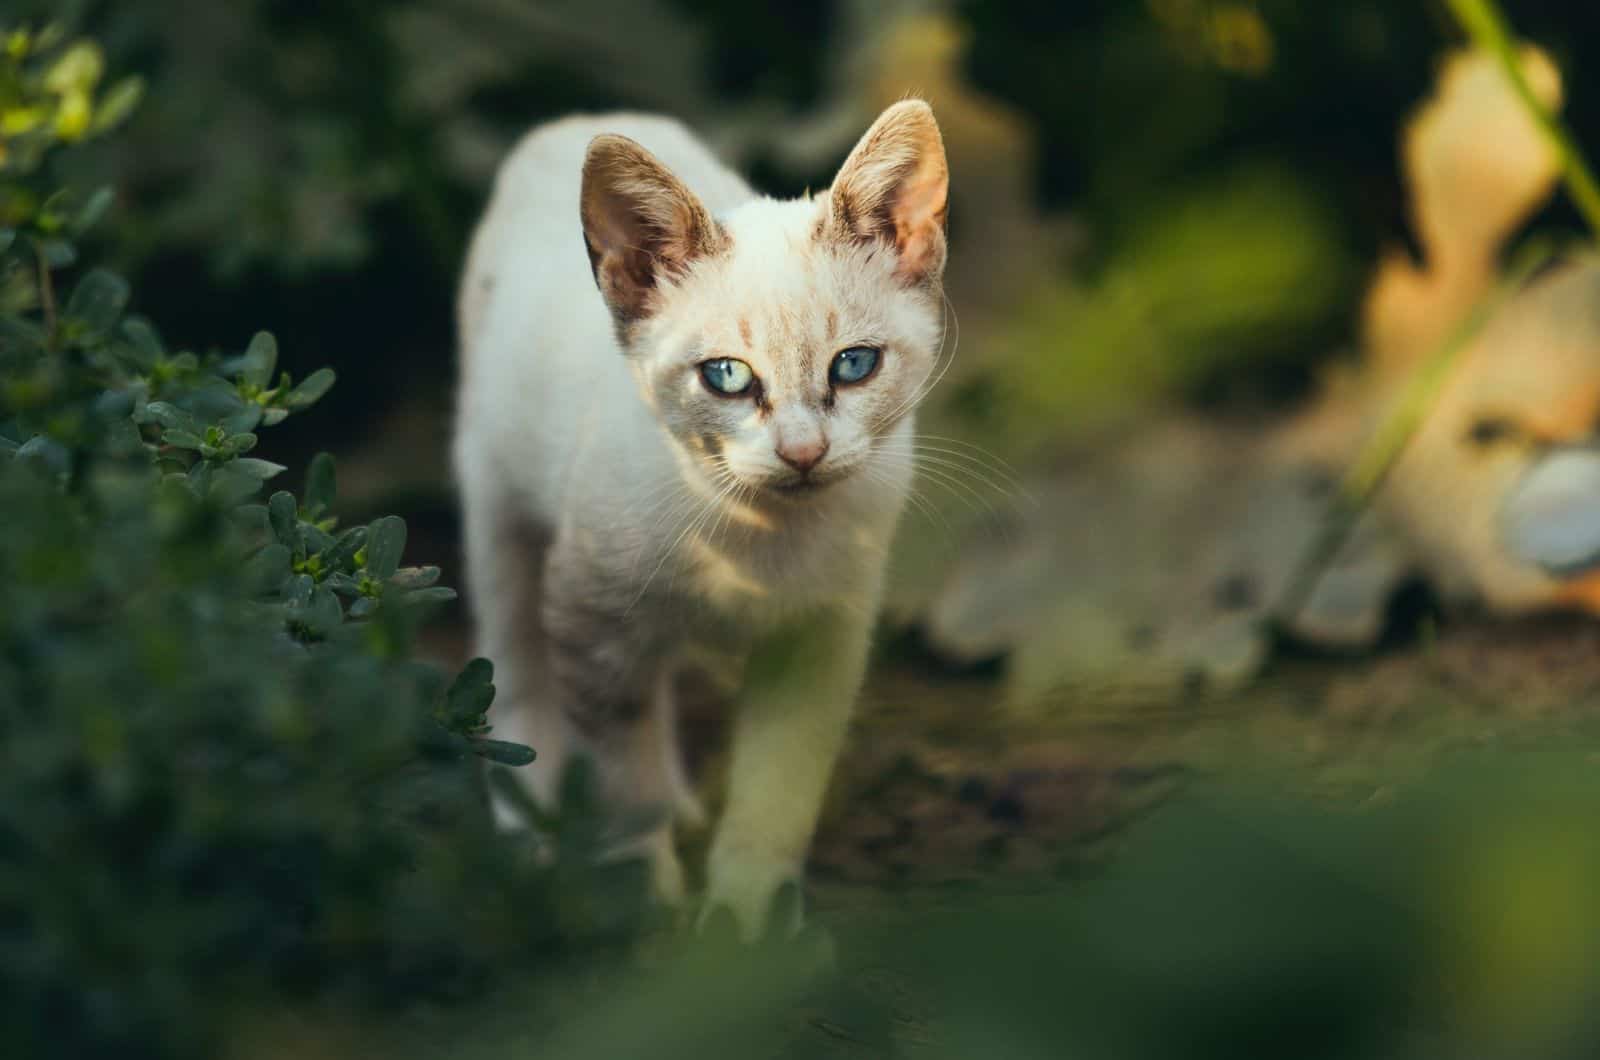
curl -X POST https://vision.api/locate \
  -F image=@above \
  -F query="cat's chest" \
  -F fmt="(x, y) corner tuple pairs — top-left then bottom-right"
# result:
(670, 500), (892, 625)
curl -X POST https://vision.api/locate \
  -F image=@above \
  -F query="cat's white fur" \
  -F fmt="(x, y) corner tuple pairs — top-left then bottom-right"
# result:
(454, 102), (949, 936)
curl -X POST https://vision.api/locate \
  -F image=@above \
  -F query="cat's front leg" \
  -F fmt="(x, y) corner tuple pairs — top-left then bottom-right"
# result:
(704, 606), (873, 939)
(541, 551), (686, 904)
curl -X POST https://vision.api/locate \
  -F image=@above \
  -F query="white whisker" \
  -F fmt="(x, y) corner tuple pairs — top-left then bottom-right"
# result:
(627, 463), (739, 612)
(657, 470), (744, 601)
(879, 291), (962, 430)
(882, 445), (1016, 498)
(905, 441), (1034, 505)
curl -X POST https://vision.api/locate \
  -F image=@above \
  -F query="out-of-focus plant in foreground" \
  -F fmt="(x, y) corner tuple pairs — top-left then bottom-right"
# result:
(0, 26), (650, 1059)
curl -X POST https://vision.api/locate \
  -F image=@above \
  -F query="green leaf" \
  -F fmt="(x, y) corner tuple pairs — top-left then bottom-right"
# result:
(472, 738), (536, 768)
(225, 432), (258, 454)
(220, 405), (262, 435)
(226, 332), (278, 387)
(232, 503), (270, 534)
(144, 402), (198, 434)
(389, 565), (441, 590)
(0, 315), (48, 350)
(323, 526), (367, 571)
(444, 658), (495, 728)
(93, 389), (135, 420)
(121, 318), (164, 361)
(397, 586), (456, 608)
(301, 523), (336, 556)
(284, 367), (335, 409)
(36, 190), (70, 234)
(286, 573), (315, 606)
(267, 491), (299, 550)
(69, 186), (114, 237)
(246, 543), (292, 594)
(64, 268), (129, 335)
(162, 430), (202, 450)
(304, 586), (343, 635)
(16, 435), (69, 477)
(185, 460), (212, 496)
(103, 417), (143, 456)
(37, 239), (76, 269)
(230, 458), (285, 481)
(0, 228), (14, 254)
(90, 75), (144, 135)
(209, 466), (263, 505)
(305, 452), (336, 516)
(365, 515), (406, 580)
(323, 572), (360, 594)
(193, 380), (250, 425)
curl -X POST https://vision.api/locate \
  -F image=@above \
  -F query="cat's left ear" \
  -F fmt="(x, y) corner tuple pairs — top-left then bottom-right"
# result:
(827, 100), (949, 286)
(581, 134), (726, 331)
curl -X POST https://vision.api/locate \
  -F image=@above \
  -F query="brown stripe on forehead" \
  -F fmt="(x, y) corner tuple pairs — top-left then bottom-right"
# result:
(765, 302), (814, 383)
(826, 309), (838, 340)
(738, 317), (753, 349)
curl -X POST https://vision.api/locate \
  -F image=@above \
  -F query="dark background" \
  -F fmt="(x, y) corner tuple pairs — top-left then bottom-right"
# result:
(34, 0), (1600, 481)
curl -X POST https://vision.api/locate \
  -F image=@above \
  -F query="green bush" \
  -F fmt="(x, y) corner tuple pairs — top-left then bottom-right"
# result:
(0, 27), (648, 1058)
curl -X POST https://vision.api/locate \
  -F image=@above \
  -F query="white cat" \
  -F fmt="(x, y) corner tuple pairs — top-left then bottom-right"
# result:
(453, 100), (949, 937)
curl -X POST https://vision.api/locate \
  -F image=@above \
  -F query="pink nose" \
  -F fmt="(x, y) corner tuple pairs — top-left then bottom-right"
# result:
(776, 436), (829, 474)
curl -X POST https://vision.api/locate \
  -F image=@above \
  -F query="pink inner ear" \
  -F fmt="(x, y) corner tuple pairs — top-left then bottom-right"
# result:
(891, 163), (949, 284)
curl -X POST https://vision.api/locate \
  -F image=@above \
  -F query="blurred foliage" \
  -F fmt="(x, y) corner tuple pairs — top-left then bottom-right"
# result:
(0, 27), (650, 1058)
(0, 27), (141, 171)
(23, 1), (1600, 463)
(965, 164), (1355, 448)
(383, 752), (1600, 1060)
(23, 0), (797, 279)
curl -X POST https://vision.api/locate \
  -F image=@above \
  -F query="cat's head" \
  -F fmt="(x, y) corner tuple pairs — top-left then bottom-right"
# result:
(579, 101), (949, 501)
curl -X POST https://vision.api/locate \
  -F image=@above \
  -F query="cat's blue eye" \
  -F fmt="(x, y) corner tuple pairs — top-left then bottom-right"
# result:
(830, 346), (880, 386)
(699, 357), (755, 396)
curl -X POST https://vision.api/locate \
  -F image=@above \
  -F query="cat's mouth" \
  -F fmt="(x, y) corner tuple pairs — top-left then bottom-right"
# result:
(769, 477), (829, 496)
(765, 468), (857, 498)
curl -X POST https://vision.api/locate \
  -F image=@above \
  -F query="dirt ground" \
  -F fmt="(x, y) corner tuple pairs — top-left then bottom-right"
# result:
(421, 606), (1600, 907)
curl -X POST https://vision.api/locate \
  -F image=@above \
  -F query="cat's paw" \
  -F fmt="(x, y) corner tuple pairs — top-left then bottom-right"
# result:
(694, 882), (837, 976)
(636, 828), (688, 911)
(699, 855), (804, 942)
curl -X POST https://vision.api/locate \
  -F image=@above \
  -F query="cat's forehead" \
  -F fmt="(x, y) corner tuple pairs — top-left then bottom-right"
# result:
(718, 197), (824, 269)
(687, 198), (897, 342)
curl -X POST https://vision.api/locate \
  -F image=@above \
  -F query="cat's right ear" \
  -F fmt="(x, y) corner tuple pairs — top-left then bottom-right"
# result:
(826, 100), (949, 287)
(581, 135), (725, 331)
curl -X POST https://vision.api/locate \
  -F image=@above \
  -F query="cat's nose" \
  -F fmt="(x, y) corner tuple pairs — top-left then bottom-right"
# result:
(776, 435), (829, 475)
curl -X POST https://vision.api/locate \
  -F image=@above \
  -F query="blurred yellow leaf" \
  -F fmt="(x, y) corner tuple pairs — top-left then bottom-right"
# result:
(54, 90), (91, 141)
(987, 166), (1351, 448)
(1, 105), (46, 137)
(42, 40), (103, 96)
(1209, 5), (1274, 75)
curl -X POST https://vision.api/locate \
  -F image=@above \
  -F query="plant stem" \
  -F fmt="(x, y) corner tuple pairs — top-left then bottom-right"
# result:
(1446, 0), (1600, 240)
(1273, 240), (1560, 629)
